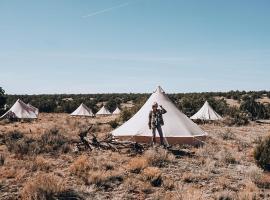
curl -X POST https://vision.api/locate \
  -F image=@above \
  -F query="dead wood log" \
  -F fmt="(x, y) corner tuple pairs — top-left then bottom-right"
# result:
(76, 125), (145, 153)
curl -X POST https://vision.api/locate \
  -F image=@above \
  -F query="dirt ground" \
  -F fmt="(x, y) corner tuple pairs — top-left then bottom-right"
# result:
(1, 113), (270, 200)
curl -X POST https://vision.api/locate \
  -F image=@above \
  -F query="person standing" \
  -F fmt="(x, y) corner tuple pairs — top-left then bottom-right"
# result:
(148, 102), (167, 146)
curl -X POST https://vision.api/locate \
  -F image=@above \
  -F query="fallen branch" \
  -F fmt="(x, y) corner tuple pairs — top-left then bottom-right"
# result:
(75, 126), (145, 154)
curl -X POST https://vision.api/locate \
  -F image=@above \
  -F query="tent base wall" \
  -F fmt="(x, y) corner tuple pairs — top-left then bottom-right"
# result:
(114, 135), (207, 145)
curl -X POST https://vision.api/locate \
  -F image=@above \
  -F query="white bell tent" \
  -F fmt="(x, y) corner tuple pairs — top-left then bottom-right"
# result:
(112, 86), (206, 145)
(1, 99), (37, 119)
(96, 106), (111, 116)
(27, 103), (39, 116)
(112, 107), (121, 115)
(190, 101), (223, 121)
(70, 103), (94, 117)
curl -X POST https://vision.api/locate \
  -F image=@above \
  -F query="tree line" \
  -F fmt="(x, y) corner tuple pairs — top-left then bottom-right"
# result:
(1, 87), (270, 121)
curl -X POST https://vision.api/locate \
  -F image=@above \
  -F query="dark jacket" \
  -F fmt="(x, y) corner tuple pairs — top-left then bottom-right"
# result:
(148, 107), (167, 129)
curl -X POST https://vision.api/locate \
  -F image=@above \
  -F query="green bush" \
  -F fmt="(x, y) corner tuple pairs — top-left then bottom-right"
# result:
(108, 120), (119, 129)
(120, 109), (133, 122)
(240, 96), (269, 120)
(0, 87), (7, 115)
(224, 107), (249, 126)
(254, 135), (270, 170)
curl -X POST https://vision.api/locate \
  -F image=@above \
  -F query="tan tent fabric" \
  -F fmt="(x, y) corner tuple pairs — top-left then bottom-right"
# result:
(70, 103), (94, 117)
(96, 106), (111, 116)
(1, 99), (37, 119)
(27, 103), (39, 116)
(190, 101), (222, 121)
(112, 107), (121, 115)
(112, 86), (206, 145)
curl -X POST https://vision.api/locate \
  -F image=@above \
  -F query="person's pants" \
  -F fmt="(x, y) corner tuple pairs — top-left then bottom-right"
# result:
(152, 125), (164, 145)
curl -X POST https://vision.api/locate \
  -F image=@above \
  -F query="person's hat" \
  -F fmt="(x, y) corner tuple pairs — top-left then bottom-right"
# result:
(152, 102), (158, 107)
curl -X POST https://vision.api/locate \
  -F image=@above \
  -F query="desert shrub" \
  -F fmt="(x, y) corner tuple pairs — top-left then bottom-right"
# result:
(39, 128), (69, 153)
(5, 136), (37, 157)
(86, 170), (123, 190)
(144, 148), (175, 167)
(0, 87), (7, 115)
(91, 124), (101, 133)
(220, 128), (236, 140)
(70, 155), (91, 176)
(4, 131), (24, 141)
(20, 173), (67, 200)
(142, 167), (162, 187)
(108, 120), (119, 129)
(124, 177), (153, 195)
(182, 172), (209, 184)
(31, 156), (51, 172)
(254, 135), (270, 170)
(120, 109), (133, 122)
(4, 128), (71, 156)
(126, 157), (148, 173)
(240, 96), (269, 120)
(253, 174), (270, 189)
(217, 149), (237, 165)
(253, 136), (263, 144)
(162, 176), (175, 190)
(246, 166), (263, 183)
(215, 190), (235, 200)
(223, 107), (249, 126)
(0, 154), (5, 166)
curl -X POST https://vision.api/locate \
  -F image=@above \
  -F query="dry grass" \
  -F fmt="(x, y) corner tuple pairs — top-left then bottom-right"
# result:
(216, 148), (238, 165)
(182, 172), (209, 184)
(162, 176), (175, 190)
(254, 174), (270, 189)
(215, 190), (235, 200)
(1, 114), (270, 199)
(86, 170), (123, 190)
(124, 177), (153, 195)
(69, 155), (91, 176)
(144, 147), (175, 167)
(20, 173), (66, 200)
(31, 156), (51, 171)
(126, 157), (149, 173)
(245, 165), (263, 183)
(142, 167), (162, 187)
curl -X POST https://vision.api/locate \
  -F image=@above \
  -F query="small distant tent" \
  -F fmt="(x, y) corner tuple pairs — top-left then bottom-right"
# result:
(112, 86), (206, 145)
(112, 107), (121, 115)
(0, 99), (37, 119)
(96, 106), (111, 116)
(190, 101), (223, 121)
(27, 103), (39, 116)
(70, 103), (94, 117)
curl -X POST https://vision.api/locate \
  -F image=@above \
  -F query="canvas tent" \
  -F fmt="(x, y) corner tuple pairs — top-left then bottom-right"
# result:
(0, 99), (37, 119)
(70, 103), (94, 117)
(112, 107), (121, 115)
(27, 103), (39, 116)
(96, 106), (111, 116)
(190, 101), (223, 121)
(112, 86), (207, 145)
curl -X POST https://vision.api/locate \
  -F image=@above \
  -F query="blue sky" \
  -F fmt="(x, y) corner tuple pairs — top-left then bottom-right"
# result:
(0, 0), (269, 94)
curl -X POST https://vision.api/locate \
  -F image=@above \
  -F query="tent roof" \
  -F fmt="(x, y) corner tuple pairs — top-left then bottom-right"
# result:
(70, 103), (94, 117)
(112, 107), (121, 115)
(27, 103), (39, 115)
(190, 101), (223, 121)
(96, 106), (111, 115)
(112, 86), (206, 138)
(1, 99), (37, 119)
